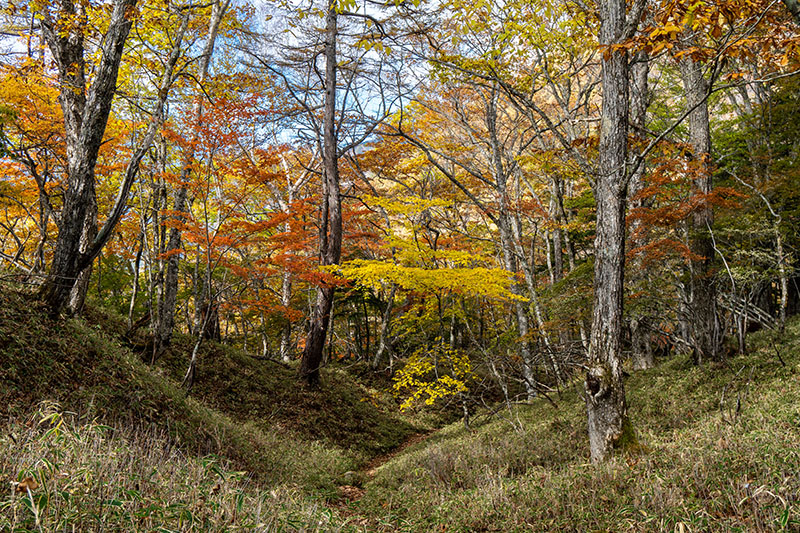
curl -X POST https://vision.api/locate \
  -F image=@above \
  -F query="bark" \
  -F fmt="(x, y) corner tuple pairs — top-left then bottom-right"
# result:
(39, 0), (186, 317)
(679, 55), (721, 363)
(549, 177), (564, 283)
(128, 233), (144, 329)
(486, 87), (540, 400)
(279, 269), (294, 362)
(585, 0), (634, 463)
(154, 0), (229, 361)
(777, 229), (788, 331)
(782, 0), (800, 25)
(300, 2), (342, 387)
(372, 284), (397, 370)
(38, 0), (136, 317)
(627, 50), (654, 370)
(67, 193), (97, 315)
(630, 317), (655, 370)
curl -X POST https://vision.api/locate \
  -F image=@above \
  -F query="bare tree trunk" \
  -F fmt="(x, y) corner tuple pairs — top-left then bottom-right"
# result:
(300, 2), (342, 387)
(627, 50), (655, 370)
(486, 86), (540, 400)
(372, 284), (397, 370)
(679, 54), (721, 363)
(781, 0), (800, 25)
(154, 0), (229, 361)
(585, 0), (638, 463)
(777, 229), (788, 331)
(280, 269), (294, 362)
(38, 0), (136, 317)
(39, 1), (185, 318)
(549, 178), (564, 283)
(128, 232), (144, 329)
(67, 194), (97, 315)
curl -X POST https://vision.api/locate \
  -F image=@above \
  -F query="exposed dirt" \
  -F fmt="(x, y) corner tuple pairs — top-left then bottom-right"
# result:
(336, 429), (436, 505)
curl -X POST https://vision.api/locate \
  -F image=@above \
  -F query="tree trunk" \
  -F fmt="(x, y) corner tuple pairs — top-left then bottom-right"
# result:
(280, 268), (294, 362)
(631, 317), (655, 370)
(39, 0), (184, 318)
(781, 0), (800, 25)
(487, 86), (540, 400)
(67, 194), (98, 315)
(128, 232), (144, 329)
(777, 228), (788, 331)
(300, 2), (342, 387)
(372, 284), (397, 370)
(627, 50), (655, 370)
(585, 0), (634, 463)
(38, 0), (136, 317)
(155, 0), (229, 360)
(549, 178), (564, 283)
(679, 54), (721, 363)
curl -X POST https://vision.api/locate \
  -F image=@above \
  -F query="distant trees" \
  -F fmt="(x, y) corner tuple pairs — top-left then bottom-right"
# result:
(153, 0), (231, 363)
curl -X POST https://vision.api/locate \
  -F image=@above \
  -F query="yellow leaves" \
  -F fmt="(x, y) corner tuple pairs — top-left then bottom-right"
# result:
(649, 22), (682, 42)
(356, 38), (392, 56)
(335, 259), (527, 302)
(336, 0), (359, 13)
(393, 341), (472, 411)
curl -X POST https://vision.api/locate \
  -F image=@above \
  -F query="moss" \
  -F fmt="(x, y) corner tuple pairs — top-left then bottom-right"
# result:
(615, 415), (648, 454)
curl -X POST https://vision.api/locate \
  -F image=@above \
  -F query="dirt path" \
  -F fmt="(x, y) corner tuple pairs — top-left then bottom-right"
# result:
(336, 430), (436, 504)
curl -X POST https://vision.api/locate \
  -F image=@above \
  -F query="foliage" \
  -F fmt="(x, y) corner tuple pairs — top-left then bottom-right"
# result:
(356, 317), (800, 531)
(392, 340), (473, 411)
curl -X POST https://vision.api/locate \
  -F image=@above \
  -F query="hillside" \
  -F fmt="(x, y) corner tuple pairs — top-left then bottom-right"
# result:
(2, 288), (799, 531)
(353, 321), (800, 531)
(0, 289), (418, 530)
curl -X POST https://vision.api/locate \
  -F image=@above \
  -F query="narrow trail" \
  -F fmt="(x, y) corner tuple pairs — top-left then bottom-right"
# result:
(336, 429), (436, 504)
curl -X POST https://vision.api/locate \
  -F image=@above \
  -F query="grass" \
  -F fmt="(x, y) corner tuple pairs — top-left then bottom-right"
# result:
(353, 321), (800, 532)
(3, 285), (800, 531)
(0, 402), (350, 532)
(0, 289), (416, 498)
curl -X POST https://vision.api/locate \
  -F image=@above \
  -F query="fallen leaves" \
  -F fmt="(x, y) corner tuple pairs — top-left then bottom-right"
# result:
(12, 476), (39, 493)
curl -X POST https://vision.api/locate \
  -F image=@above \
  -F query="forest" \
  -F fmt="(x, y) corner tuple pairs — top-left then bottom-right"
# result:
(1, 0), (800, 530)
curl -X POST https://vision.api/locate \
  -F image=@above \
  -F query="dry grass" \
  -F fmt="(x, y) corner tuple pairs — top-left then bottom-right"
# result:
(1, 402), (356, 532)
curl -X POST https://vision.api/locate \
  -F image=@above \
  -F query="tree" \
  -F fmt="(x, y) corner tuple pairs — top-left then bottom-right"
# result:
(153, 0), (231, 362)
(36, 0), (188, 317)
(300, 0), (342, 387)
(584, 0), (644, 463)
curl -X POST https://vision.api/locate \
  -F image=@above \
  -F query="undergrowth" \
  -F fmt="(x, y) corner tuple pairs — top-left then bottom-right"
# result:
(3, 285), (800, 532)
(354, 320), (800, 532)
(0, 402), (349, 532)
(0, 289), (415, 498)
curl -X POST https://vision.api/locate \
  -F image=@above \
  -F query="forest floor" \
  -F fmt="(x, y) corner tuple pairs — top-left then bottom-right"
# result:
(1, 286), (799, 531)
(337, 430), (437, 503)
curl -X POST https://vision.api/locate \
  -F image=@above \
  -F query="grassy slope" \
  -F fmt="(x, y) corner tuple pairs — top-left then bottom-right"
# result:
(355, 320), (800, 532)
(4, 285), (799, 532)
(0, 290), (416, 496)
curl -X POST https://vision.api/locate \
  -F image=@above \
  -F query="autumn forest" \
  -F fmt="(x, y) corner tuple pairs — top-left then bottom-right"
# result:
(1, 0), (800, 530)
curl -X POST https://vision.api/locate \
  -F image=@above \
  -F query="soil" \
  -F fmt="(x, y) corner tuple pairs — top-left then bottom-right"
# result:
(336, 430), (436, 505)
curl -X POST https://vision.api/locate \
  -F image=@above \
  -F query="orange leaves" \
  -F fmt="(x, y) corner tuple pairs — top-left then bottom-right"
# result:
(628, 237), (698, 266)
(299, 269), (349, 289)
